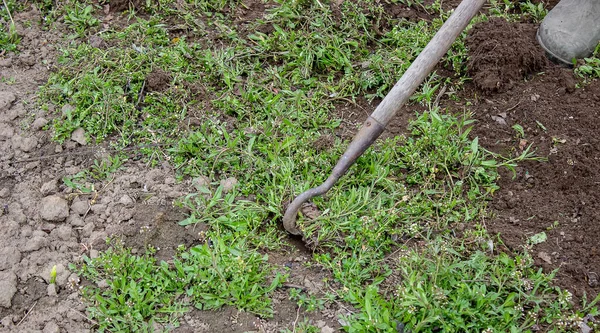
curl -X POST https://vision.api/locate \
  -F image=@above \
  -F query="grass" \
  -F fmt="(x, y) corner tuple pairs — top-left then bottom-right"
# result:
(71, 238), (285, 331)
(28, 0), (600, 332)
(575, 43), (600, 80)
(0, 0), (20, 52)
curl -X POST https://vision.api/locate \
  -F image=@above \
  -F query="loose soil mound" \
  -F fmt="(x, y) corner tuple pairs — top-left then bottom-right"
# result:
(146, 68), (172, 93)
(466, 18), (548, 93)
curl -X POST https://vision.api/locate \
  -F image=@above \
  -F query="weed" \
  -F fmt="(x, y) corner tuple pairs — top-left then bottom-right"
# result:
(281, 318), (321, 333)
(62, 154), (126, 193)
(72, 238), (285, 331)
(512, 123), (525, 138)
(342, 240), (575, 332)
(520, 1), (547, 23)
(89, 154), (127, 180)
(0, 0), (20, 52)
(63, 2), (99, 37)
(289, 288), (328, 312)
(575, 43), (600, 79)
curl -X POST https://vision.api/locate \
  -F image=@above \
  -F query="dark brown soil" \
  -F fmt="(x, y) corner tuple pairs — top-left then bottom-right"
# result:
(465, 68), (600, 304)
(146, 68), (172, 93)
(466, 18), (548, 93)
(313, 134), (335, 152)
(107, 0), (144, 12)
(457, 19), (600, 305)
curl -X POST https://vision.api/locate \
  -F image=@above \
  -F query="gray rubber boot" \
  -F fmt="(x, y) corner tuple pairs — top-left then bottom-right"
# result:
(537, 0), (600, 65)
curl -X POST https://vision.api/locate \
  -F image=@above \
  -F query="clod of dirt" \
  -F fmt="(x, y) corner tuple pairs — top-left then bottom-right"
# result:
(47, 284), (57, 297)
(88, 35), (106, 49)
(466, 18), (547, 93)
(0, 122), (15, 140)
(23, 236), (48, 252)
(220, 177), (238, 193)
(15, 135), (38, 152)
(0, 271), (18, 308)
(301, 203), (321, 220)
(51, 225), (73, 241)
(559, 69), (577, 93)
(0, 248), (21, 271)
(320, 326), (335, 333)
(118, 194), (135, 206)
(146, 68), (172, 93)
(313, 134), (335, 152)
(40, 195), (69, 222)
(43, 321), (60, 333)
(70, 127), (87, 145)
(70, 200), (89, 216)
(31, 117), (48, 131)
(40, 179), (58, 196)
(0, 91), (16, 111)
(537, 251), (552, 264)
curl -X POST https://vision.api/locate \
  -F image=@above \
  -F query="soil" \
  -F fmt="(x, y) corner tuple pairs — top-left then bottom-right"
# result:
(106, 0), (144, 13)
(146, 68), (172, 93)
(466, 18), (548, 93)
(459, 18), (600, 305)
(0, 1), (598, 333)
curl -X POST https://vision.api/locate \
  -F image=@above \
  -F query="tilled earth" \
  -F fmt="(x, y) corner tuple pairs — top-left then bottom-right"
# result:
(0, 2), (598, 333)
(462, 18), (600, 306)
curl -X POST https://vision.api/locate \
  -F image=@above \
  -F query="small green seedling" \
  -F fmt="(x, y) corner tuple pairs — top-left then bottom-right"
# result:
(529, 231), (547, 245)
(512, 124), (525, 138)
(49, 265), (57, 284)
(535, 120), (547, 132)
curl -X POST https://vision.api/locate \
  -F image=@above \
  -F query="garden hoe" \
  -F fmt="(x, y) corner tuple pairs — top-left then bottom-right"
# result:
(283, 0), (487, 235)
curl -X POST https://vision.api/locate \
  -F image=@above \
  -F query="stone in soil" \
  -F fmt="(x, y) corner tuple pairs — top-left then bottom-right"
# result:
(40, 195), (69, 222)
(70, 127), (87, 145)
(0, 271), (18, 308)
(0, 91), (16, 111)
(0, 122), (14, 140)
(0, 247), (22, 270)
